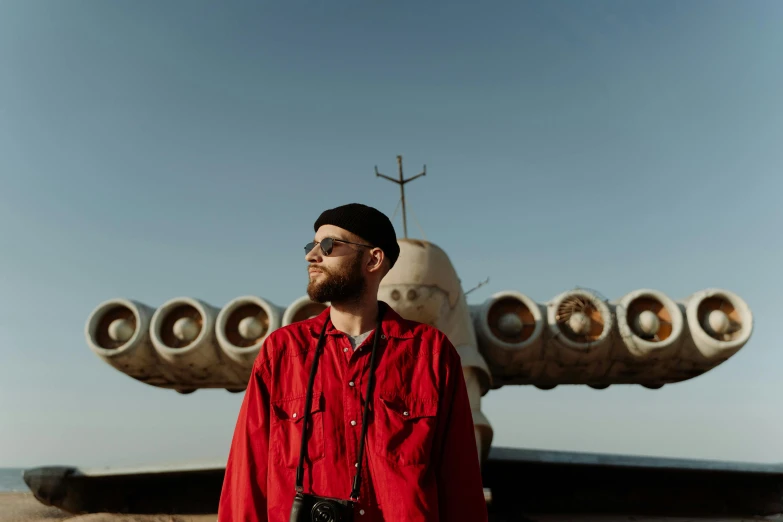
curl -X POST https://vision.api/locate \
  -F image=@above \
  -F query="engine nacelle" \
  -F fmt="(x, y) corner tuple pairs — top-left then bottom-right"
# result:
(474, 287), (753, 390)
(471, 290), (545, 382)
(215, 296), (284, 391)
(283, 295), (329, 326)
(85, 298), (167, 385)
(216, 296), (283, 367)
(607, 289), (686, 387)
(683, 288), (753, 360)
(150, 297), (236, 392)
(613, 289), (685, 359)
(541, 289), (614, 386)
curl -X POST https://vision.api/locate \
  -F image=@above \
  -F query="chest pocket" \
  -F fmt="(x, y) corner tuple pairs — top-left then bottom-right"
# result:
(271, 393), (325, 469)
(373, 392), (438, 467)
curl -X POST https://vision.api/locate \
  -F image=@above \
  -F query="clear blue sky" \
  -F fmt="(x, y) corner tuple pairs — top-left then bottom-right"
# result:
(1, 0), (781, 469)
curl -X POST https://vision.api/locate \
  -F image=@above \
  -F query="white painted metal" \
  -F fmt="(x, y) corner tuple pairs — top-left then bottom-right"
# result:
(682, 288), (753, 360)
(282, 295), (329, 326)
(84, 298), (169, 385)
(215, 295), (283, 368)
(149, 297), (235, 390)
(471, 290), (547, 390)
(379, 239), (494, 463)
(613, 288), (685, 360)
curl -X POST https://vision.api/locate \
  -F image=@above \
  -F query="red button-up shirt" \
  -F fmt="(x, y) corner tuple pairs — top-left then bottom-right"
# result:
(217, 302), (488, 521)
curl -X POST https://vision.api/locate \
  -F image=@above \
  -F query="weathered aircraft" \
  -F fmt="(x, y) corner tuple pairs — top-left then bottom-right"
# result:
(22, 160), (778, 520)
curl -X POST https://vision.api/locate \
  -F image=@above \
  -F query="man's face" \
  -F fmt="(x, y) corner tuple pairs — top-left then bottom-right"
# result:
(305, 225), (368, 303)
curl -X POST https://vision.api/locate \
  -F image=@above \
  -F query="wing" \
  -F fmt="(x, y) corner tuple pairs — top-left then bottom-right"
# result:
(22, 459), (226, 515)
(23, 448), (783, 519)
(483, 446), (783, 519)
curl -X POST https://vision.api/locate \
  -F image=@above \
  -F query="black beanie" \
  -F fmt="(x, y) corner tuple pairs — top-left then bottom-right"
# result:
(314, 203), (400, 268)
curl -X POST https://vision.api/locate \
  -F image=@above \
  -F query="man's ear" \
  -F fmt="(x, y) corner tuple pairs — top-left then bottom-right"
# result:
(367, 248), (385, 273)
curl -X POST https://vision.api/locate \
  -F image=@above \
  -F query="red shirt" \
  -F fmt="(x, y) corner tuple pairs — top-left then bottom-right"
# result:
(217, 302), (488, 522)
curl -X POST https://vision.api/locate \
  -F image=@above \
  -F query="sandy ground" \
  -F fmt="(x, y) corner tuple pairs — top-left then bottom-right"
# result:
(0, 493), (217, 522)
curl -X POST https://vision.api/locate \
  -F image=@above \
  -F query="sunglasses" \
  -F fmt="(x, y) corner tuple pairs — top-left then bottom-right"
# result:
(305, 237), (373, 256)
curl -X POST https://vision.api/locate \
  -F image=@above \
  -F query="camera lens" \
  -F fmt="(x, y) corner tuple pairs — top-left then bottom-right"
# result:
(311, 500), (339, 522)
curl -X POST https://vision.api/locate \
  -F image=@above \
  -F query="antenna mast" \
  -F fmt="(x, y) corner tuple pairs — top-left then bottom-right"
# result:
(374, 155), (426, 238)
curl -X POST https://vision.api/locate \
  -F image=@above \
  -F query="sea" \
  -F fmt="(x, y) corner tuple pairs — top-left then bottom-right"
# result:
(0, 468), (28, 492)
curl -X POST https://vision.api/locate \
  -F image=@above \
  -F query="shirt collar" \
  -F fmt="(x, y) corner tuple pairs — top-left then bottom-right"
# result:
(307, 300), (414, 339)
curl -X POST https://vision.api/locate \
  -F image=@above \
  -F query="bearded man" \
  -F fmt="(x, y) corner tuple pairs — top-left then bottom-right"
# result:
(218, 203), (488, 522)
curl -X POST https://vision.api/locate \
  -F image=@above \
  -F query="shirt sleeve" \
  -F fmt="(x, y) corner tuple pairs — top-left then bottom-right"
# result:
(217, 358), (272, 522)
(433, 333), (489, 522)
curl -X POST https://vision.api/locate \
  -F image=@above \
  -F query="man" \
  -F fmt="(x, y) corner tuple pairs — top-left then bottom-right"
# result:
(218, 203), (488, 521)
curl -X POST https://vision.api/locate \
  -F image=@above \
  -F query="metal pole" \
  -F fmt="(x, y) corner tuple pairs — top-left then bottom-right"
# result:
(397, 155), (407, 238)
(374, 155), (426, 240)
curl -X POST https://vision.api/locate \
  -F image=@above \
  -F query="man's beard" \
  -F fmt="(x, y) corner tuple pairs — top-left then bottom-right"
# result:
(307, 253), (366, 304)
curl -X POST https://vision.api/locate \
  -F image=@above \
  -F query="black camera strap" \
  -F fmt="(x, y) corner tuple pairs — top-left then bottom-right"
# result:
(295, 302), (386, 503)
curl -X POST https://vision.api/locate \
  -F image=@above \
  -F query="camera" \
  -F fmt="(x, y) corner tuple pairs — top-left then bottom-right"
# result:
(289, 492), (354, 522)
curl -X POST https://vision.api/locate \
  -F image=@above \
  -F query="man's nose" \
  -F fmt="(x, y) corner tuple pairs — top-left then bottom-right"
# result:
(305, 245), (321, 262)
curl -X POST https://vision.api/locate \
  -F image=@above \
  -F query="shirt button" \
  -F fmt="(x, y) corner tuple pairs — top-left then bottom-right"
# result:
(349, 381), (355, 387)
(403, 411), (409, 416)
(350, 420), (356, 426)
(359, 509), (365, 515)
(344, 347), (349, 352)
(292, 413), (297, 418)
(381, 334), (386, 339)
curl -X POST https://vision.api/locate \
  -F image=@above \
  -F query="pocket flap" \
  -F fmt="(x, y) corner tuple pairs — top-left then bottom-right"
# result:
(272, 393), (323, 423)
(379, 394), (437, 420)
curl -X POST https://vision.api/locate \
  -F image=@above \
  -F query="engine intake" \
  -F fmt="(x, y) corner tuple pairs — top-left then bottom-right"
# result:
(684, 288), (753, 361)
(540, 289), (614, 387)
(548, 289), (613, 353)
(283, 295), (329, 326)
(216, 296), (283, 368)
(150, 297), (228, 390)
(607, 289), (686, 386)
(473, 291), (544, 379)
(85, 298), (166, 385)
(614, 289), (685, 359)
